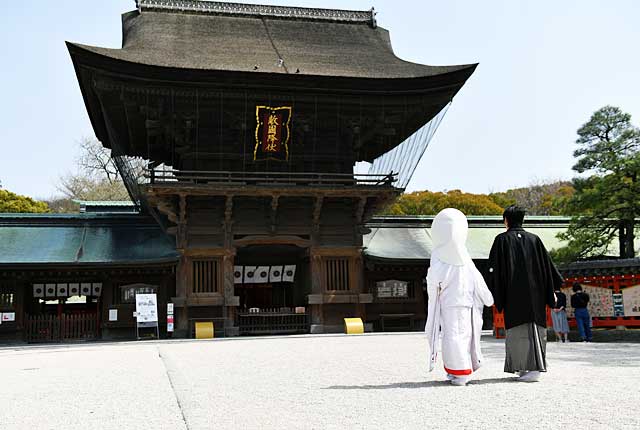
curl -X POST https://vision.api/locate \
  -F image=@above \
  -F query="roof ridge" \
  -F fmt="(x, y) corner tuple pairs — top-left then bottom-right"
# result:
(135, 0), (377, 27)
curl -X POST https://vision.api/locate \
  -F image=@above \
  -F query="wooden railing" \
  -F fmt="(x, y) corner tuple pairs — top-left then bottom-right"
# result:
(146, 169), (397, 187)
(238, 310), (308, 335)
(25, 314), (98, 343)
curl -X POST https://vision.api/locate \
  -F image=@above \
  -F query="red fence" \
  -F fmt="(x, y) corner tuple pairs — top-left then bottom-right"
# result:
(561, 274), (640, 328)
(493, 273), (640, 338)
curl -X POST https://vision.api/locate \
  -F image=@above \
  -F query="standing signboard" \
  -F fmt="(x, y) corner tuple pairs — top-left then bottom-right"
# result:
(135, 293), (159, 339)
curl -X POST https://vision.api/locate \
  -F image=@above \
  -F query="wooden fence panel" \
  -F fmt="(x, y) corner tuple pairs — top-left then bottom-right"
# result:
(25, 314), (98, 343)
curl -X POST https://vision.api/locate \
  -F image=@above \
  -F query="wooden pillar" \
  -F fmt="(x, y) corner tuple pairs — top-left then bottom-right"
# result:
(352, 251), (366, 320)
(14, 279), (25, 335)
(173, 195), (190, 337)
(223, 249), (239, 336)
(222, 196), (239, 336)
(309, 251), (324, 330)
(174, 253), (189, 337)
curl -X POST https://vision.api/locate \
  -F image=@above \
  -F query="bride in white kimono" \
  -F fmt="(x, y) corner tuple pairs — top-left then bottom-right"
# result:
(424, 208), (494, 386)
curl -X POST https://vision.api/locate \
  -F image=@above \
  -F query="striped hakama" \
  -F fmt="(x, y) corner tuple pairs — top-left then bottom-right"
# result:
(504, 322), (547, 373)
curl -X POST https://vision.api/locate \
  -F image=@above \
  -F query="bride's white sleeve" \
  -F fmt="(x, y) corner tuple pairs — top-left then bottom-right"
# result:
(473, 268), (494, 307)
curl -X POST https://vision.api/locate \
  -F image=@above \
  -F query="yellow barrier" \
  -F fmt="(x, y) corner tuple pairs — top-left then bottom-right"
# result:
(344, 318), (364, 334)
(195, 321), (214, 339)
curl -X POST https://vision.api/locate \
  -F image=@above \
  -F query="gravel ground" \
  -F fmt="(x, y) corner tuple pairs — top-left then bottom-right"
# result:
(1, 334), (638, 430)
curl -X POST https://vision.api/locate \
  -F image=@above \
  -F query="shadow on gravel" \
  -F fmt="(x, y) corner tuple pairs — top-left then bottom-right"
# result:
(324, 377), (516, 390)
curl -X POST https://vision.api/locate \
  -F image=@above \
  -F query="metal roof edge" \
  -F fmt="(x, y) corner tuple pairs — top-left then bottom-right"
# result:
(0, 213), (160, 228)
(73, 200), (136, 206)
(0, 257), (179, 269)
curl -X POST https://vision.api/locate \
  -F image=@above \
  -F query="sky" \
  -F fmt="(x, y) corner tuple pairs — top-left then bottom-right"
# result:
(1, 0), (639, 199)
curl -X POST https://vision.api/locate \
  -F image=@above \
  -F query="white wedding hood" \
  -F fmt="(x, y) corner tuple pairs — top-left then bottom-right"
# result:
(430, 208), (472, 266)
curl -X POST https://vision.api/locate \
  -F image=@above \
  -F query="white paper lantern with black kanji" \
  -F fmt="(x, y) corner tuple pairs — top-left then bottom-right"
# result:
(33, 284), (44, 298)
(283, 265), (296, 282)
(269, 266), (283, 283)
(80, 283), (92, 296)
(56, 284), (68, 298)
(68, 283), (80, 296)
(234, 266), (244, 284)
(92, 283), (103, 297)
(45, 284), (56, 298)
(244, 266), (257, 283)
(255, 266), (269, 283)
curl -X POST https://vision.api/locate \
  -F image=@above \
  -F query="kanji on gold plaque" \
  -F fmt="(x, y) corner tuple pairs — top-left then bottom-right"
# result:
(254, 105), (292, 161)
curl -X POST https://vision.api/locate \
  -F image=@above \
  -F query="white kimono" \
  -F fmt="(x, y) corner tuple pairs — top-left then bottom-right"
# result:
(424, 209), (494, 376)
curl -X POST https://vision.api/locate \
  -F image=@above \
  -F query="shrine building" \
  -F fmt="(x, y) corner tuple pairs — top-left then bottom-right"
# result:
(0, 0), (483, 341)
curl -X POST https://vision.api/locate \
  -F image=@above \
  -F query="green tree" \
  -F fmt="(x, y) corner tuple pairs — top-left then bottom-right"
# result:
(488, 180), (575, 216)
(384, 190), (503, 216)
(0, 189), (49, 213)
(555, 106), (640, 262)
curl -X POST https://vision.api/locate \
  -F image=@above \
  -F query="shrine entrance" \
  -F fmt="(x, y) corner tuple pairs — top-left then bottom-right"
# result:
(24, 282), (102, 343)
(234, 244), (310, 335)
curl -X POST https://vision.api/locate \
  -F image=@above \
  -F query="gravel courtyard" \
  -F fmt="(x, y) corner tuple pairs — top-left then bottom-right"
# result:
(1, 334), (638, 430)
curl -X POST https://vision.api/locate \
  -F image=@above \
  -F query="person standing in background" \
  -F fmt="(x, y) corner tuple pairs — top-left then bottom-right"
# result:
(551, 286), (569, 342)
(571, 283), (592, 342)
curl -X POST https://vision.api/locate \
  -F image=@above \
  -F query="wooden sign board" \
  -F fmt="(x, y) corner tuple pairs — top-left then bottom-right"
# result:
(623, 285), (640, 316)
(376, 280), (408, 298)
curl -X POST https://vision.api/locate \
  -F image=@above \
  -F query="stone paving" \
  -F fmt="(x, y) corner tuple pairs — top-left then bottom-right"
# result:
(1, 334), (639, 429)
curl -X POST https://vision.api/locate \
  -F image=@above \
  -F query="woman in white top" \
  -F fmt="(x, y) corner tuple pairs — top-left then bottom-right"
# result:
(424, 208), (494, 386)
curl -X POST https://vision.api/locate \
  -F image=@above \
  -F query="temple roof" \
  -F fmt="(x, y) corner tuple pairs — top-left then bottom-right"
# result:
(0, 214), (177, 266)
(68, 1), (475, 79)
(363, 216), (571, 264)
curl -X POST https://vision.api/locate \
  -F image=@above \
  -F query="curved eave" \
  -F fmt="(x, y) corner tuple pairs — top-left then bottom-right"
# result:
(68, 41), (476, 157)
(67, 42), (476, 94)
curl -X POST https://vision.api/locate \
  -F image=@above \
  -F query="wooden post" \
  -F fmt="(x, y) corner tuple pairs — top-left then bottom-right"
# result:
(352, 252), (366, 321)
(309, 251), (324, 328)
(223, 250), (239, 336)
(175, 253), (189, 337)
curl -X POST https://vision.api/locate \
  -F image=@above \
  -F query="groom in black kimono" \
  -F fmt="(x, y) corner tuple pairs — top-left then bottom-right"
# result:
(487, 205), (563, 382)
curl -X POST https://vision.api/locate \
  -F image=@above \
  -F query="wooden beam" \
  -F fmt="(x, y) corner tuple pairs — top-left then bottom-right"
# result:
(144, 184), (400, 200)
(270, 194), (280, 233)
(175, 194), (188, 249)
(355, 196), (368, 224)
(151, 195), (179, 224)
(233, 235), (311, 248)
(312, 196), (324, 234)
(223, 195), (234, 248)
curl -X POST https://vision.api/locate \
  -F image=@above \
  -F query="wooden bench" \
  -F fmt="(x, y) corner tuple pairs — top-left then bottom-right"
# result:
(379, 313), (415, 332)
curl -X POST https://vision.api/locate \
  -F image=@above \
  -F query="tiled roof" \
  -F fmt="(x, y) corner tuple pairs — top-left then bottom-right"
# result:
(68, 2), (475, 79)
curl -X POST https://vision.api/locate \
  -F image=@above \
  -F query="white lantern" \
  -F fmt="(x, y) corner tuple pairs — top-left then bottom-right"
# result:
(68, 283), (80, 296)
(92, 283), (103, 297)
(45, 284), (56, 298)
(80, 283), (92, 296)
(56, 284), (68, 297)
(33, 284), (44, 298)
(233, 266), (244, 284)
